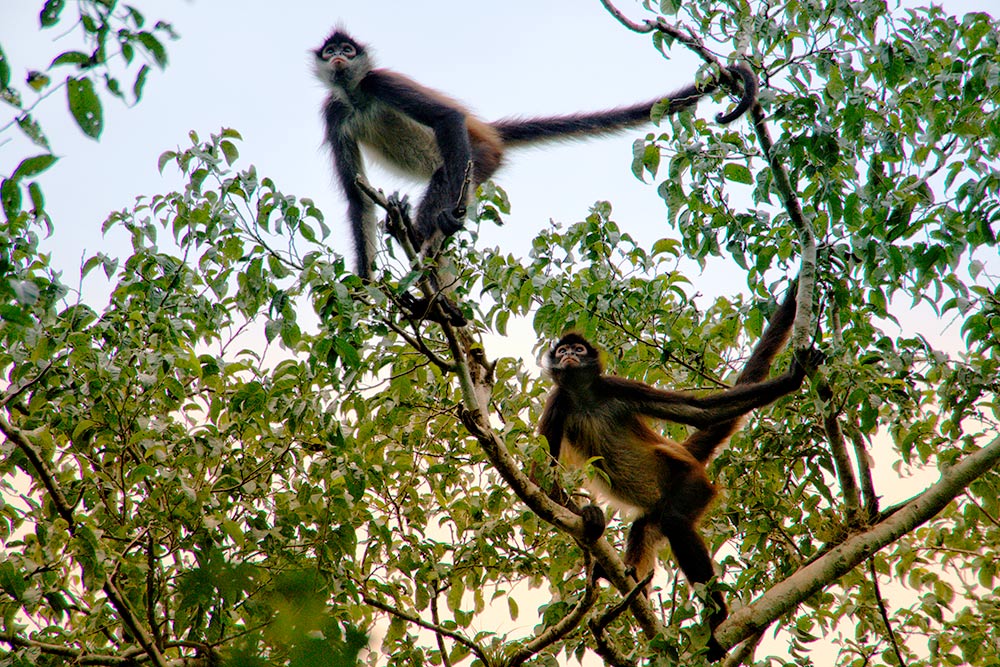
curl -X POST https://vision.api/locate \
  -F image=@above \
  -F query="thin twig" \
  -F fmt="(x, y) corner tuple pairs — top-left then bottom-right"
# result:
(505, 554), (601, 665)
(868, 559), (907, 666)
(362, 594), (485, 662)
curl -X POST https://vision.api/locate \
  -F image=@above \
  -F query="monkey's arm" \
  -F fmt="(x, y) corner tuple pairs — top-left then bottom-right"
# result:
(324, 99), (378, 277)
(538, 392), (566, 461)
(607, 366), (807, 429)
(363, 71), (472, 216)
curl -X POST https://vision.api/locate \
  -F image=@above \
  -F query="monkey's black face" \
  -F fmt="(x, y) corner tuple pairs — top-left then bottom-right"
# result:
(547, 335), (601, 380)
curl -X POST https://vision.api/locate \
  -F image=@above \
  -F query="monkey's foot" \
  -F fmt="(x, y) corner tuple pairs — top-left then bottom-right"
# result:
(386, 192), (419, 246)
(705, 636), (726, 663)
(791, 347), (827, 378)
(433, 208), (464, 236)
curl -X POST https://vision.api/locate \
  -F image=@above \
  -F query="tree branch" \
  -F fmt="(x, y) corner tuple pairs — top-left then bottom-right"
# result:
(362, 594), (486, 662)
(505, 558), (601, 666)
(716, 435), (1000, 648)
(820, 403), (863, 524)
(868, 558), (906, 666)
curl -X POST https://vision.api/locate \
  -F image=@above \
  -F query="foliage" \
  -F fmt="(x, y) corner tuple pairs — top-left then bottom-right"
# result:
(2, 1), (1000, 667)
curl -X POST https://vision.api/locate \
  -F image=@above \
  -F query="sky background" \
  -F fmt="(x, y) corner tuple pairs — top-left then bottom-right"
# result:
(0, 2), (994, 663)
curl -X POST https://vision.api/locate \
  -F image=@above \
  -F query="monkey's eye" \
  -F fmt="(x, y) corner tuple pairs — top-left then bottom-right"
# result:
(341, 44), (356, 56)
(321, 45), (338, 59)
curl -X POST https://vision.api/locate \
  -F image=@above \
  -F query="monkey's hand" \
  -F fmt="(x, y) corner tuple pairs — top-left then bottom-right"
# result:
(386, 192), (419, 246)
(580, 503), (606, 544)
(399, 291), (467, 327)
(790, 347), (826, 381)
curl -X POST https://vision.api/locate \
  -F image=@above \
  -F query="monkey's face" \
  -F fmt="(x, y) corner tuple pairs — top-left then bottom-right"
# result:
(313, 30), (369, 87)
(546, 335), (601, 382)
(553, 341), (591, 369)
(319, 40), (357, 71)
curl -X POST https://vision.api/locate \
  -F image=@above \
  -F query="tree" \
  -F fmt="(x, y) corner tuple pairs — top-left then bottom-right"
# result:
(2, 1), (999, 666)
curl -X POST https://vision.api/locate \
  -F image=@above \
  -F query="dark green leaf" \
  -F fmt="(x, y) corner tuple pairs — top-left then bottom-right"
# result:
(12, 154), (58, 181)
(133, 64), (149, 101)
(67, 77), (103, 139)
(39, 0), (66, 27)
(1, 178), (22, 220)
(0, 45), (9, 89)
(723, 163), (753, 184)
(138, 32), (168, 68)
(51, 51), (92, 68)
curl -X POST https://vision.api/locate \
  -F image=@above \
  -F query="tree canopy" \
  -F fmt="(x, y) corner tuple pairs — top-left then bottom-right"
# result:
(1, 1), (999, 666)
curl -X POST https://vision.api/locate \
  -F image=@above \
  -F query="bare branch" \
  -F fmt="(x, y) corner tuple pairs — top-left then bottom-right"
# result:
(868, 559), (906, 666)
(819, 401), (863, 524)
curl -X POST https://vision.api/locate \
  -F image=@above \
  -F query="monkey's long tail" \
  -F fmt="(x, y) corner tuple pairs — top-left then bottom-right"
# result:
(683, 284), (797, 463)
(492, 65), (756, 145)
(491, 99), (669, 146)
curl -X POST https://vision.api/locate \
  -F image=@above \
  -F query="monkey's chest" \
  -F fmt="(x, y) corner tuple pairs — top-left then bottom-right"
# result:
(354, 105), (443, 179)
(561, 413), (666, 511)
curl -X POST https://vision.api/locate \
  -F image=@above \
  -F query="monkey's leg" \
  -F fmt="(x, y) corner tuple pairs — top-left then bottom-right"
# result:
(416, 166), (464, 246)
(623, 513), (663, 588)
(657, 475), (728, 661)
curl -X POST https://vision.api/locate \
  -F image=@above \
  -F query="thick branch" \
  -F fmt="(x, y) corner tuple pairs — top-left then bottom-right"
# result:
(819, 403), (862, 524)
(716, 435), (1000, 647)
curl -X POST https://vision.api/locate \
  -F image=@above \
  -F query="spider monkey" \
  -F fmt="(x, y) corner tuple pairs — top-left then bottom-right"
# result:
(313, 28), (758, 278)
(539, 287), (815, 661)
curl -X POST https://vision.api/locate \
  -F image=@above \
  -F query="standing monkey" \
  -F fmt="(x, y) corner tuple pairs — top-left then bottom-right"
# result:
(540, 288), (815, 660)
(313, 28), (758, 278)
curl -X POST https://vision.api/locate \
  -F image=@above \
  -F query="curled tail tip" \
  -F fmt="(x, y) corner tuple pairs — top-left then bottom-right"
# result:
(715, 64), (758, 124)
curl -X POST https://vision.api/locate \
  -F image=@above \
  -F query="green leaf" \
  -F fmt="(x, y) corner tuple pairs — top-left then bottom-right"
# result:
(723, 163), (753, 185)
(16, 114), (50, 150)
(12, 154), (58, 181)
(27, 182), (45, 213)
(0, 45), (9, 90)
(220, 140), (239, 166)
(157, 150), (177, 173)
(138, 32), (168, 68)
(133, 64), (150, 101)
(1, 178), (22, 220)
(51, 51), (92, 68)
(39, 0), (66, 27)
(67, 77), (103, 139)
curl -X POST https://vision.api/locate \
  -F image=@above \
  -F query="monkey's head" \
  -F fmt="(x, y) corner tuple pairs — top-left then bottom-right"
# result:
(544, 333), (602, 383)
(314, 28), (370, 88)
